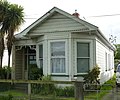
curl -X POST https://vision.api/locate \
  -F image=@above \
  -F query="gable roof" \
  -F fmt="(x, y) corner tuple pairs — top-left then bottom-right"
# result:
(15, 7), (115, 51)
(15, 7), (98, 39)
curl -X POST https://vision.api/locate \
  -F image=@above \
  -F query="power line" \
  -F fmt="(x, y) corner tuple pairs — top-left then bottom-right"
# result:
(24, 13), (120, 19)
(89, 13), (120, 17)
(24, 17), (37, 19)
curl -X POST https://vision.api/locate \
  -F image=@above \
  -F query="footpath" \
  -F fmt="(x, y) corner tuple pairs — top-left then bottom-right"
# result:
(102, 88), (120, 100)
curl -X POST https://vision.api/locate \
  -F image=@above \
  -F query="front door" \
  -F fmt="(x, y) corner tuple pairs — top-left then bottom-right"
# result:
(24, 46), (36, 80)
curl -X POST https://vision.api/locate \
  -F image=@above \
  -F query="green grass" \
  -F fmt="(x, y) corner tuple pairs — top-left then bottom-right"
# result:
(0, 90), (27, 96)
(0, 90), (28, 100)
(84, 74), (116, 100)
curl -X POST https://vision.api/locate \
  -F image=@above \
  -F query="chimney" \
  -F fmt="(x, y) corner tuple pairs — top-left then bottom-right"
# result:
(72, 10), (80, 18)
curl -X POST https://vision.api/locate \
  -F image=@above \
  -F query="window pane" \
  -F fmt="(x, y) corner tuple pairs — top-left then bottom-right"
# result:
(40, 59), (43, 68)
(51, 58), (65, 73)
(33, 56), (36, 59)
(28, 48), (36, 53)
(77, 58), (89, 73)
(51, 42), (65, 56)
(29, 55), (36, 65)
(39, 45), (43, 58)
(24, 55), (27, 70)
(29, 60), (36, 64)
(77, 43), (89, 57)
(29, 56), (33, 60)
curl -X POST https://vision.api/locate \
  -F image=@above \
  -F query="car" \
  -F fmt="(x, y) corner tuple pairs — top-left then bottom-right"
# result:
(116, 64), (120, 86)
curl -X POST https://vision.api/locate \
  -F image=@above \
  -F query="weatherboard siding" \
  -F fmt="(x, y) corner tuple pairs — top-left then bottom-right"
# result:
(30, 12), (87, 34)
(15, 49), (23, 79)
(96, 39), (105, 71)
(96, 38), (114, 83)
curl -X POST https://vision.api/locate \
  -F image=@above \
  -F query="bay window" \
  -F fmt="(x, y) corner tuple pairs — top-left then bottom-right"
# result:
(77, 42), (90, 73)
(51, 42), (65, 73)
(39, 45), (43, 68)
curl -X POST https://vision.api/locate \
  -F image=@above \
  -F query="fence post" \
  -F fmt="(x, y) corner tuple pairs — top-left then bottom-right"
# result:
(28, 83), (31, 100)
(74, 81), (84, 100)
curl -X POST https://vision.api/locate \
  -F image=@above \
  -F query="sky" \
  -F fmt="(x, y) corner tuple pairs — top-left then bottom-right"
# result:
(3, 0), (120, 66)
(8, 0), (120, 43)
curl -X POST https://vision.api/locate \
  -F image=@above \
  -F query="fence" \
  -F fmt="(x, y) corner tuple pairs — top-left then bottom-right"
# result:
(84, 84), (114, 100)
(0, 79), (84, 100)
(0, 80), (115, 100)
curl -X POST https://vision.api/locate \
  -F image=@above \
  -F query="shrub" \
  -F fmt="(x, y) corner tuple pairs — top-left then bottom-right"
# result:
(84, 65), (100, 90)
(31, 76), (55, 95)
(55, 86), (74, 97)
(28, 64), (43, 80)
(0, 66), (11, 79)
(0, 83), (13, 92)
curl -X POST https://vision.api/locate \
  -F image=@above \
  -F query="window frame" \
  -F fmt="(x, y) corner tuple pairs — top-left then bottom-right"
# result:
(49, 40), (67, 75)
(39, 44), (43, 68)
(105, 52), (108, 71)
(75, 40), (92, 75)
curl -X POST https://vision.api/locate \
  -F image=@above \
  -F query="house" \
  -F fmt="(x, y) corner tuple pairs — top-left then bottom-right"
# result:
(12, 7), (115, 84)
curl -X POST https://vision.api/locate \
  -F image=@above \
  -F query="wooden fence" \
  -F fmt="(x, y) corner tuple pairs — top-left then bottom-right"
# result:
(0, 79), (84, 100)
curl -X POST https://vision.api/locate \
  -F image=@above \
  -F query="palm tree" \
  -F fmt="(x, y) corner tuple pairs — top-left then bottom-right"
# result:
(0, 0), (10, 68)
(4, 4), (24, 68)
(0, 0), (24, 78)
(0, 36), (5, 68)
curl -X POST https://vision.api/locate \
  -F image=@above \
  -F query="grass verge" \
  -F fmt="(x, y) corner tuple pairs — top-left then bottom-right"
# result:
(84, 74), (116, 100)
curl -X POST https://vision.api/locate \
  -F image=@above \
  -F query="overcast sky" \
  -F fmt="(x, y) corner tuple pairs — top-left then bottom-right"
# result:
(3, 0), (120, 66)
(8, 0), (120, 44)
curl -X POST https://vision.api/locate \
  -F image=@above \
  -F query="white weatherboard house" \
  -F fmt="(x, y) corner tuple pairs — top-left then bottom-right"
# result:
(12, 7), (115, 84)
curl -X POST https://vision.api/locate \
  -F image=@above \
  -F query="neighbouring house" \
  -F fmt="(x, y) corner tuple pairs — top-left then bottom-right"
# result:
(12, 7), (115, 84)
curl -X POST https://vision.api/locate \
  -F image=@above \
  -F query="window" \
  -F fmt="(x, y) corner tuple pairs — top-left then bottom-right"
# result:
(51, 42), (65, 73)
(39, 45), (43, 68)
(105, 52), (107, 71)
(77, 43), (90, 73)
(108, 54), (110, 70)
(24, 46), (36, 70)
(29, 55), (36, 64)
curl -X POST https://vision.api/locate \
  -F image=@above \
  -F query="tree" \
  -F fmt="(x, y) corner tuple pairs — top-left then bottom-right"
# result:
(4, 3), (24, 68)
(1, 1), (24, 69)
(0, 0), (9, 68)
(114, 44), (120, 69)
(0, 37), (5, 68)
(115, 44), (120, 59)
(0, 1), (24, 79)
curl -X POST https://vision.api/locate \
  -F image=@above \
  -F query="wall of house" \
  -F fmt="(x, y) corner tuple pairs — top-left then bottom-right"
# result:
(14, 48), (24, 79)
(96, 38), (114, 84)
(29, 12), (88, 35)
(37, 32), (96, 81)
(71, 33), (96, 81)
(13, 10), (114, 83)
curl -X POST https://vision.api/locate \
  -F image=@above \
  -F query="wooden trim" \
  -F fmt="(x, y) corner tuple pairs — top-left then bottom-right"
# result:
(51, 74), (69, 77)
(74, 74), (86, 77)
(0, 79), (74, 84)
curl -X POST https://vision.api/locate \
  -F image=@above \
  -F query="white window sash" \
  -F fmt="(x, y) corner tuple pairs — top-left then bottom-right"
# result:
(77, 42), (90, 74)
(50, 42), (66, 73)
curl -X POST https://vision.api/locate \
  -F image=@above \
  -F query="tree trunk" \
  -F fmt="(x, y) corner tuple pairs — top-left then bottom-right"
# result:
(0, 56), (3, 68)
(7, 53), (11, 79)
(0, 37), (5, 68)
(8, 53), (11, 68)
